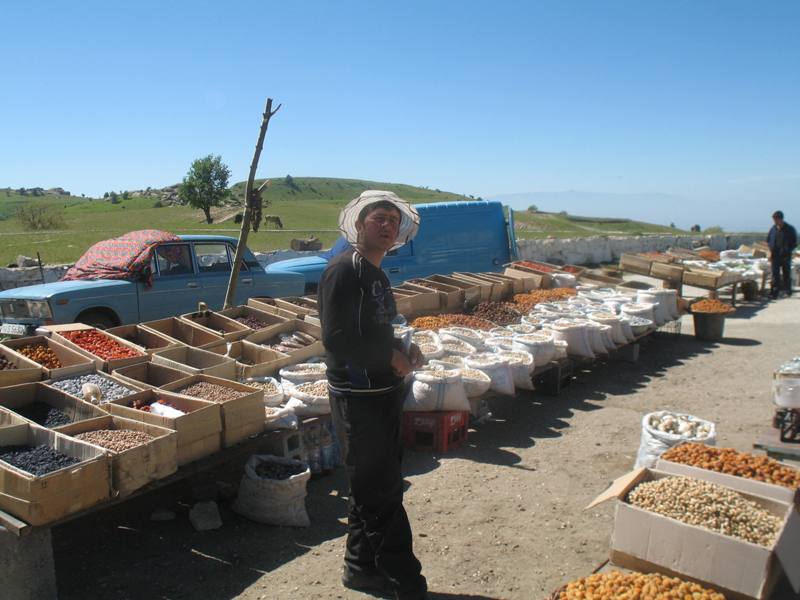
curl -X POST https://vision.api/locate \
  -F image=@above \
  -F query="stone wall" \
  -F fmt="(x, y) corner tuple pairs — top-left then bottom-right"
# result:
(0, 264), (71, 291)
(516, 233), (760, 265)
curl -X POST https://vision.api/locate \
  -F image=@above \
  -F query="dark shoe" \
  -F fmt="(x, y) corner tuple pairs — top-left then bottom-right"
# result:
(342, 567), (394, 597)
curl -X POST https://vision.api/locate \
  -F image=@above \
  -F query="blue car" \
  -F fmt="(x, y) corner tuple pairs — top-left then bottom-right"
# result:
(0, 235), (305, 334)
(267, 200), (518, 293)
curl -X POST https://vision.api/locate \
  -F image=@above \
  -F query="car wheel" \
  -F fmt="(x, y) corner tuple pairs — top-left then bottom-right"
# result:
(77, 311), (117, 330)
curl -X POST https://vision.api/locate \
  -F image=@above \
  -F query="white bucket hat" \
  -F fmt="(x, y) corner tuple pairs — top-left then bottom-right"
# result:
(338, 190), (421, 251)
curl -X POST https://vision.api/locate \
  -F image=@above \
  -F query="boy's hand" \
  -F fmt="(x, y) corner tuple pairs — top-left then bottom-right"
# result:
(391, 349), (413, 377)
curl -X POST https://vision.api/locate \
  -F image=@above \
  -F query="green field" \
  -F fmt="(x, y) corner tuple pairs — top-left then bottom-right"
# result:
(0, 178), (686, 265)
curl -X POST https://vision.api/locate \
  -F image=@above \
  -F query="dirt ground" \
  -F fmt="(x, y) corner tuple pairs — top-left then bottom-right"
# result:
(53, 291), (799, 600)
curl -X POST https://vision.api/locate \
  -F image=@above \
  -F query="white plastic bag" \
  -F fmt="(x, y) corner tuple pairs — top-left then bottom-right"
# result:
(233, 454), (310, 527)
(456, 367), (492, 397)
(437, 327), (485, 350)
(264, 405), (298, 430)
(552, 273), (577, 288)
(548, 320), (594, 359)
(483, 336), (516, 352)
(279, 363), (328, 386)
(511, 332), (556, 365)
(635, 411), (717, 468)
(428, 356), (466, 369)
(494, 350), (535, 390)
(438, 334), (477, 357)
(286, 380), (330, 416)
(412, 331), (445, 361)
(465, 353), (515, 396)
(245, 376), (284, 407)
(404, 369), (470, 411)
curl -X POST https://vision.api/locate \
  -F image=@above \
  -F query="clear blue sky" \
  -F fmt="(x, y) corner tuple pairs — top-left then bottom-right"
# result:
(2, 0), (798, 231)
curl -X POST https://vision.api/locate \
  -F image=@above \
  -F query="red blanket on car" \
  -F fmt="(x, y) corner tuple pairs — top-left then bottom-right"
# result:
(62, 230), (181, 283)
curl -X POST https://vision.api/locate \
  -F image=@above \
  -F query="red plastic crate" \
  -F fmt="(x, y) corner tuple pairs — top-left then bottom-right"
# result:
(402, 410), (469, 454)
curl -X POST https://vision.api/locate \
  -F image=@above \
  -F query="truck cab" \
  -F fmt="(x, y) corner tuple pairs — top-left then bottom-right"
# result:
(267, 200), (518, 292)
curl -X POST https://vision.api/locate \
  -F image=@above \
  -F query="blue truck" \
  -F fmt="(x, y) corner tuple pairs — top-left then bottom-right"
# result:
(267, 200), (518, 292)
(0, 235), (305, 334)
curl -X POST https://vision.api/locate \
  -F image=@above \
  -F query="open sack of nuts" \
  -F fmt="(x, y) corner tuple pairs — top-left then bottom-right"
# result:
(232, 454), (310, 527)
(635, 410), (716, 468)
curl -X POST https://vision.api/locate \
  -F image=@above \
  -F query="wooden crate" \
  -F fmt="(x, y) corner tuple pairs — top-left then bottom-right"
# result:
(58, 414), (177, 497)
(111, 361), (194, 389)
(48, 324), (148, 373)
(106, 324), (181, 354)
(0, 382), (106, 432)
(502, 267), (543, 292)
(217, 305), (290, 338)
(408, 279), (463, 312)
(451, 273), (500, 302)
(161, 375), (264, 448)
(2, 336), (95, 379)
(247, 297), (304, 321)
(152, 346), (237, 380)
(179, 310), (251, 342)
(244, 319), (324, 365)
(649, 261), (685, 284)
(0, 345), (43, 387)
(0, 423), (111, 525)
(683, 268), (738, 289)
(104, 389), (222, 466)
(226, 340), (292, 379)
(619, 253), (653, 276)
(139, 317), (226, 352)
(425, 274), (481, 307)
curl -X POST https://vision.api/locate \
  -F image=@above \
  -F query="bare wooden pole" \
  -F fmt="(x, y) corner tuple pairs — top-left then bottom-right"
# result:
(223, 98), (281, 309)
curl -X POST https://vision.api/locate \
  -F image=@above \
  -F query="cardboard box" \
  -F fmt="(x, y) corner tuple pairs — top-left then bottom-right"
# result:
(217, 305), (290, 338)
(2, 336), (95, 379)
(0, 423), (111, 525)
(245, 319), (324, 364)
(104, 389), (222, 466)
(502, 267), (543, 292)
(111, 361), (194, 390)
(106, 324), (181, 354)
(425, 274), (482, 307)
(588, 468), (800, 600)
(409, 279), (464, 312)
(226, 340), (292, 379)
(0, 345), (43, 387)
(58, 414), (177, 497)
(140, 317), (226, 353)
(161, 374), (264, 447)
(179, 310), (252, 342)
(450, 273), (497, 302)
(0, 382), (106, 431)
(655, 456), (798, 504)
(152, 346), (237, 380)
(48, 324), (148, 373)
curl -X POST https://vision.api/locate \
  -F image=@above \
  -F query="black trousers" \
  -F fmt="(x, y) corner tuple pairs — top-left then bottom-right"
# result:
(771, 256), (793, 296)
(330, 386), (426, 594)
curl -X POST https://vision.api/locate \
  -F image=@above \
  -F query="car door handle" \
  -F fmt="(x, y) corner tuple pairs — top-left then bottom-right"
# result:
(186, 282), (199, 288)
(241, 278), (253, 284)
(388, 268), (400, 273)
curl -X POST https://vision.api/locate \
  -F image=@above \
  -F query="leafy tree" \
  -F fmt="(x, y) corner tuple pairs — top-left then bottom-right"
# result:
(17, 187), (26, 196)
(121, 190), (130, 200)
(109, 191), (119, 204)
(179, 155), (231, 223)
(528, 204), (538, 213)
(103, 192), (109, 199)
(704, 225), (724, 234)
(669, 222), (676, 228)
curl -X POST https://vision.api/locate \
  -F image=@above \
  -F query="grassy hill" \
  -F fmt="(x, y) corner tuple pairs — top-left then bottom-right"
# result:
(0, 179), (687, 265)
